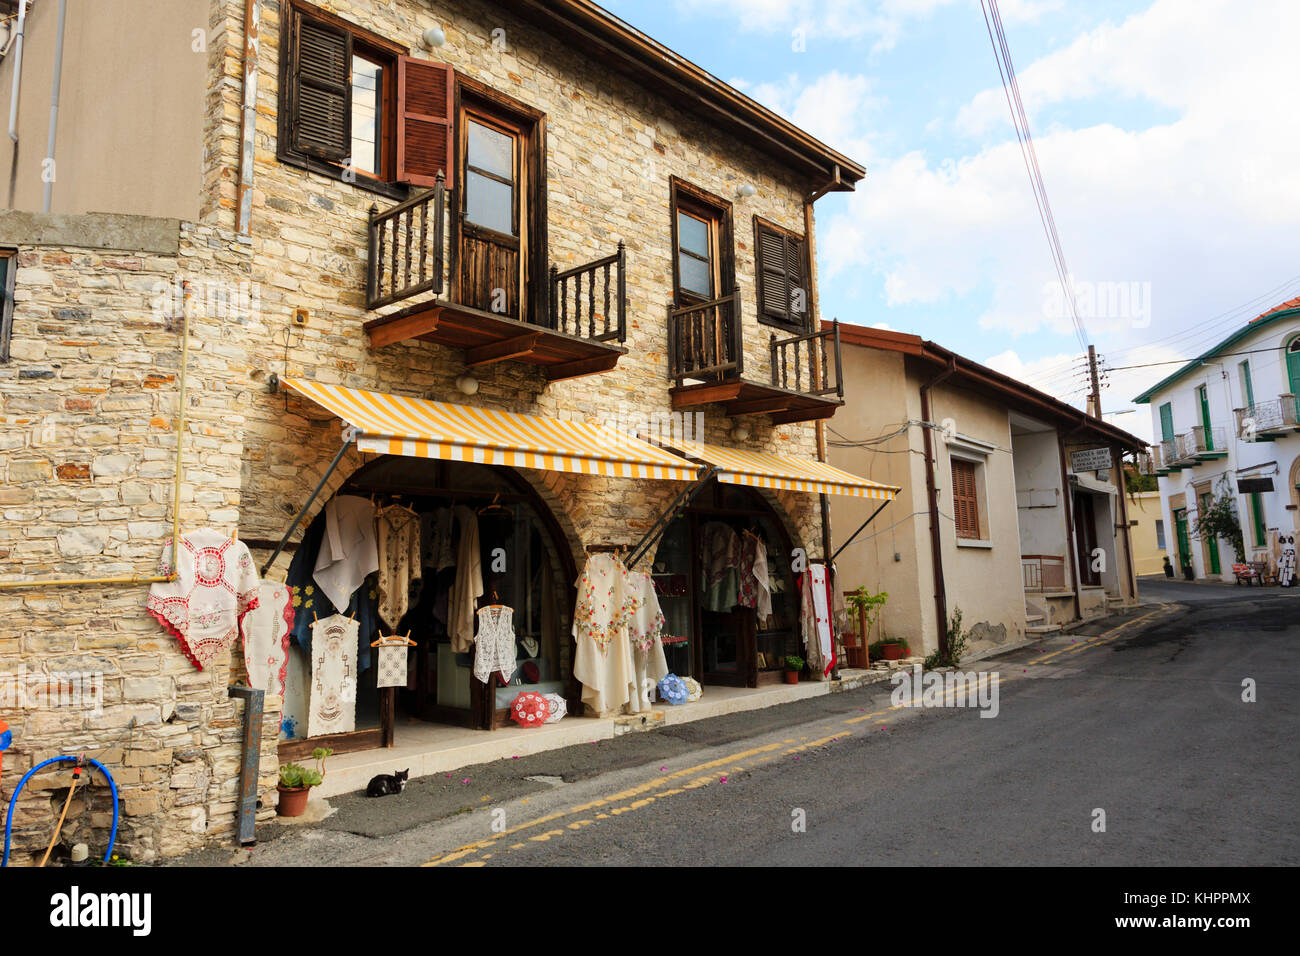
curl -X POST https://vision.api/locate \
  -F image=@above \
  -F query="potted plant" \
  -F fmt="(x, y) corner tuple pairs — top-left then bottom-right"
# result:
(845, 587), (888, 666)
(276, 746), (331, 817)
(869, 637), (910, 661)
(783, 654), (804, 685)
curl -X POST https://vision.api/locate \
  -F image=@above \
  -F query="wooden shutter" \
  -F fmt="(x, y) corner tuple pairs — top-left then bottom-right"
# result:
(755, 223), (808, 328)
(951, 458), (980, 539)
(396, 56), (455, 188)
(289, 12), (351, 162)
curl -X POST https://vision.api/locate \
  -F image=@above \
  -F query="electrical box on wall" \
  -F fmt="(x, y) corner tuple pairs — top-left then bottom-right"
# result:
(293, 308), (309, 327)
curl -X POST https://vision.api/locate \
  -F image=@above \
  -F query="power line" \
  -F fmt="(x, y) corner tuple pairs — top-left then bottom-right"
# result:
(1105, 344), (1289, 373)
(979, 0), (1089, 353)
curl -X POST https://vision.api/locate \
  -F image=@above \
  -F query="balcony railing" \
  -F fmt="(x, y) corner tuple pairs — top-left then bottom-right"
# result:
(1235, 395), (1297, 440)
(548, 243), (626, 343)
(366, 174), (446, 311)
(1137, 448), (1159, 475)
(770, 320), (844, 399)
(1022, 554), (1067, 592)
(1188, 425), (1226, 457)
(667, 291), (744, 384)
(1160, 434), (1193, 466)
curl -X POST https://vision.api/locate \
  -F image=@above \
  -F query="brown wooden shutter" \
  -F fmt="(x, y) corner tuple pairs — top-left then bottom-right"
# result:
(396, 56), (455, 188)
(757, 225), (790, 322)
(951, 458), (980, 539)
(785, 233), (808, 327)
(289, 13), (352, 163)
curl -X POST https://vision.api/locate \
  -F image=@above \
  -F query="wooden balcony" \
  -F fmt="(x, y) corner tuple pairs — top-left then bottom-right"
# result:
(666, 293), (844, 424)
(363, 176), (627, 382)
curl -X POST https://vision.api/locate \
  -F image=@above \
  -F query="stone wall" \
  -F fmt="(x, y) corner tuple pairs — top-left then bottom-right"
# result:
(0, 213), (282, 864)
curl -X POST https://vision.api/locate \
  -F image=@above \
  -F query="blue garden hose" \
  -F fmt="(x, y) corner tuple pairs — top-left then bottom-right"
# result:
(3, 756), (119, 867)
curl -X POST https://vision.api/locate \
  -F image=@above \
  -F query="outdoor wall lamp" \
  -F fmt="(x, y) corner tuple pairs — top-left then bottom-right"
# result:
(455, 373), (479, 395)
(735, 183), (756, 199)
(422, 25), (447, 48)
(731, 422), (751, 442)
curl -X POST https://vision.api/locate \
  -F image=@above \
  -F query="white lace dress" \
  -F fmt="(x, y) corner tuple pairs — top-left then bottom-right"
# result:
(473, 605), (518, 685)
(625, 570), (668, 712)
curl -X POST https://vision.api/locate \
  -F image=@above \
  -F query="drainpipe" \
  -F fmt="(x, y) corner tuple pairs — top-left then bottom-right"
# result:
(236, 0), (260, 235)
(920, 356), (957, 656)
(6, 0), (28, 143)
(41, 0), (67, 213)
(1058, 430), (1083, 621)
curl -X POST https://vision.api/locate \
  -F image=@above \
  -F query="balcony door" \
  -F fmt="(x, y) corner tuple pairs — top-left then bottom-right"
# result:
(454, 81), (545, 323)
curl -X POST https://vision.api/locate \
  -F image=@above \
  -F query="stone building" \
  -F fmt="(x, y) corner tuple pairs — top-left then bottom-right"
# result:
(0, 0), (878, 861)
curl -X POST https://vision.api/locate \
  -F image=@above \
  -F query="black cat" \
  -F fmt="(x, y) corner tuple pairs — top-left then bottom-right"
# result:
(366, 769), (410, 797)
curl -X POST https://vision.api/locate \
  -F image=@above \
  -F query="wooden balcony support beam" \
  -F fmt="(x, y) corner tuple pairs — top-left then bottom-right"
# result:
(544, 353), (623, 382)
(365, 308), (442, 349)
(464, 332), (543, 368)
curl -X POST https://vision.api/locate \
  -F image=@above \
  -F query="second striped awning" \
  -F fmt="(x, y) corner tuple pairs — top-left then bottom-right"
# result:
(281, 379), (701, 482)
(669, 438), (899, 500)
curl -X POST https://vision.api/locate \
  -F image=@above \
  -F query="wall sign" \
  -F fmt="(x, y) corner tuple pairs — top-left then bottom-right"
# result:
(1237, 477), (1274, 494)
(1070, 446), (1113, 473)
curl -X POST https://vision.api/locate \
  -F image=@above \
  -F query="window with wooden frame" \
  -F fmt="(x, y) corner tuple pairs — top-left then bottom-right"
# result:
(951, 457), (981, 540)
(0, 249), (15, 364)
(753, 217), (810, 332)
(278, 2), (453, 197)
(669, 179), (734, 307)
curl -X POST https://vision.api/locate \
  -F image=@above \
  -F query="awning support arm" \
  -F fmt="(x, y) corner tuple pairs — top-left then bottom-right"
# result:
(259, 428), (355, 576)
(626, 466), (719, 570)
(830, 499), (891, 562)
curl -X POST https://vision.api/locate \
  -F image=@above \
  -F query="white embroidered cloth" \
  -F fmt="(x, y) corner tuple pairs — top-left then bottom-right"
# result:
(375, 641), (410, 689)
(573, 554), (635, 714)
(473, 605), (517, 685)
(543, 693), (567, 723)
(308, 614), (359, 738)
(800, 565), (835, 679)
(625, 571), (668, 713)
(240, 580), (293, 696)
(313, 495), (379, 611)
(147, 530), (260, 671)
(377, 504), (421, 629)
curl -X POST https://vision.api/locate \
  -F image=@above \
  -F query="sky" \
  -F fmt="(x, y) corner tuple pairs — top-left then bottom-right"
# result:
(600, 0), (1300, 442)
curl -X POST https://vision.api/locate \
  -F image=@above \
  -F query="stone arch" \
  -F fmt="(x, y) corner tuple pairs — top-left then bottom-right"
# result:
(1288, 456), (1300, 530)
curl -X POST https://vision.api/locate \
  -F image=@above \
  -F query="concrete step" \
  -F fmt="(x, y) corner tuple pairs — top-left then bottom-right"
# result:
(1026, 623), (1063, 636)
(1026, 613), (1045, 624)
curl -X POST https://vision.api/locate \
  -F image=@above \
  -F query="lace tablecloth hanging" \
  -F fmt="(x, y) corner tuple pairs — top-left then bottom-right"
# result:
(800, 564), (835, 680)
(572, 553), (635, 714)
(473, 604), (518, 685)
(625, 570), (668, 712)
(377, 503), (421, 630)
(375, 638), (411, 689)
(240, 580), (294, 697)
(308, 614), (359, 738)
(147, 529), (260, 671)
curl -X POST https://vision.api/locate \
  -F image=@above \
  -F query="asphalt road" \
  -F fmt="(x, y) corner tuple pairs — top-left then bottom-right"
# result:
(177, 588), (1299, 867)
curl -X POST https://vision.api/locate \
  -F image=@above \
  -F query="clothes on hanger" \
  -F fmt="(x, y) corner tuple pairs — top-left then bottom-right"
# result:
(147, 529), (260, 671)
(799, 563), (835, 680)
(307, 613), (359, 738)
(313, 495), (379, 611)
(702, 521), (742, 612)
(449, 505), (484, 653)
(377, 502), (422, 629)
(421, 507), (455, 573)
(738, 529), (774, 627)
(473, 604), (518, 685)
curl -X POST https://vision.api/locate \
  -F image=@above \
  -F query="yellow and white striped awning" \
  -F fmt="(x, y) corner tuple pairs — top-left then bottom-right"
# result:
(282, 379), (701, 481)
(670, 438), (899, 500)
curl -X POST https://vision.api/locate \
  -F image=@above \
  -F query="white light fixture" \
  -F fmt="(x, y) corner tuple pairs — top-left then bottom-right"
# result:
(731, 422), (751, 442)
(422, 25), (446, 48)
(455, 373), (479, 395)
(735, 183), (756, 199)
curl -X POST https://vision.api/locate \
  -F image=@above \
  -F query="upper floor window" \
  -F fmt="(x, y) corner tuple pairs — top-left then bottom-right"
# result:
(670, 178), (733, 306)
(1238, 360), (1254, 408)
(278, 2), (452, 196)
(753, 217), (810, 333)
(1158, 401), (1174, 442)
(0, 249), (15, 364)
(951, 456), (981, 540)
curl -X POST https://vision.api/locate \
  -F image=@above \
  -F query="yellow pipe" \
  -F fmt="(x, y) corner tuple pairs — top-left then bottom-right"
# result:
(0, 284), (193, 591)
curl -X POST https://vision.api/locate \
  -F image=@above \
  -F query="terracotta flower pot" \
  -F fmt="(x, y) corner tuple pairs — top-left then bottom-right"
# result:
(881, 643), (907, 661)
(783, 670), (800, 685)
(276, 784), (311, 817)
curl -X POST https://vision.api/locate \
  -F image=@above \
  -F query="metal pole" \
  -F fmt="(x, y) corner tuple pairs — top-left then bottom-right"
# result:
(7, 0), (28, 144)
(830, 498), (890, 561)
(41, 0), (67, 213)
(1088, 344), (1102, 419)
(625, 466), (717, 570)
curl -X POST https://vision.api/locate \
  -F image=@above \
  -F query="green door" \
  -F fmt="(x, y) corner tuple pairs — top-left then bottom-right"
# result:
(1174, 509), (1191, 570)
(1197, 385), (1213, 450)
(1288, 343), (1300, 396)
(1250, 492), (1266, 547)
(1239, 360), (1255, 409)
(1159, 402), (1174, 442)
(1199, 492), (1221, 574)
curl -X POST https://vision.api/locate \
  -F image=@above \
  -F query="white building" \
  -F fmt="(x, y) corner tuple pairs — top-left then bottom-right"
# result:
(1134, 297), (1300, 580)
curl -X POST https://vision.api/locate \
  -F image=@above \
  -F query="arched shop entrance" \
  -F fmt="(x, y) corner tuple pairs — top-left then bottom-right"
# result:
(649, 478), (799, 687)
(278, 455), (578, 759)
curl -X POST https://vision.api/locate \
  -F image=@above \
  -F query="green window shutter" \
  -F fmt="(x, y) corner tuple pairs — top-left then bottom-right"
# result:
(1239, 361), (1254, 408)
(1288, 342), (1300, 396)
(290, 12), (352, 163)
(1159, 402), (1174, 441)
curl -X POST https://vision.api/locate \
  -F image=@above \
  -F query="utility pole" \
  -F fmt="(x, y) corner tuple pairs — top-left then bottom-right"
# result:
(1087, 344), (1102, 419)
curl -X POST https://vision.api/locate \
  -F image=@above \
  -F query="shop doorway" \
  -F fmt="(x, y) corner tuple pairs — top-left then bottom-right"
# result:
(649, 480), (799, 688)
(1073, 491), (1100, 587)
(278, 457), (577, 760)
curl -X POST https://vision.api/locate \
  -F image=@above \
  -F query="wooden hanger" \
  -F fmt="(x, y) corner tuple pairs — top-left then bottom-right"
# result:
(371, 630), (416, 647)
(477, 493), (510, 516)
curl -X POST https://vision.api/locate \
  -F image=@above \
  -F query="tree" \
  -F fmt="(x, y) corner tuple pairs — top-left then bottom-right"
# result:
(1191, 475), (1244, 562)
